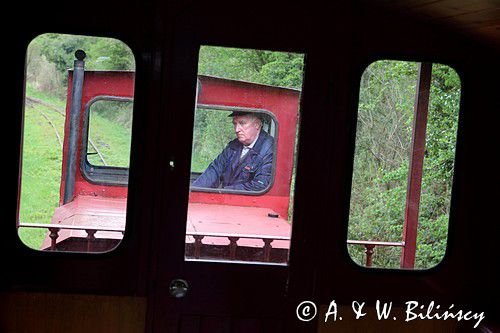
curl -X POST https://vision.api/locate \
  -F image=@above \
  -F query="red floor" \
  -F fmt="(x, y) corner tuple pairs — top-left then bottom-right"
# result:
(42, 196), (291, 250)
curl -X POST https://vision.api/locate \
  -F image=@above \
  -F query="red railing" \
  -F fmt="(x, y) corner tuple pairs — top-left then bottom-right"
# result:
(18, 223), (124, 252)
(18, 223), (406, 266)
(186, 231), (290, 263)
(347, 240), (405, 267)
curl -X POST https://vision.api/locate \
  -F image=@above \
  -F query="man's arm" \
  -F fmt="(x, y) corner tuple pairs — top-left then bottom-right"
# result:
(192, 146), (230, 188)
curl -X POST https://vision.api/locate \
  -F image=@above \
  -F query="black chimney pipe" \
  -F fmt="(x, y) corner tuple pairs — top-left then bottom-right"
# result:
(63, 50), (86, 204)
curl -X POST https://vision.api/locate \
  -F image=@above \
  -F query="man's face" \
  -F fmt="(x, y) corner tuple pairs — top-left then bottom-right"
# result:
(232, 115), (261, 146)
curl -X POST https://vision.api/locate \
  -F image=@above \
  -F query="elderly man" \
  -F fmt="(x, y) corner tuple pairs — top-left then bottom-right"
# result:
(192, 111), (274, 191)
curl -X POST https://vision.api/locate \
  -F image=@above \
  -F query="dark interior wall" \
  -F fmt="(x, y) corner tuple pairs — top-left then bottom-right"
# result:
(0, 292), (146, 333)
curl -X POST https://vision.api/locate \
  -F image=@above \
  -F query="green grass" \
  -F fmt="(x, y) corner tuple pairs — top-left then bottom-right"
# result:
(18, 89), (65, 249)
(88, 112), (132, 167)
(25, 84), (66, 109)
(18, 84), (132, 250)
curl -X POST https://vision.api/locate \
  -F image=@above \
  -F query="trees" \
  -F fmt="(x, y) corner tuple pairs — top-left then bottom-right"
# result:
(26, 33), (135, 97)
(197, 46), (304, 89)
(348, 61), (460, 269)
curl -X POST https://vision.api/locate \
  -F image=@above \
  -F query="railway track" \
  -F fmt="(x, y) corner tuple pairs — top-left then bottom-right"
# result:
(25, 100), (63, 148)
(25, 96), (107, 165)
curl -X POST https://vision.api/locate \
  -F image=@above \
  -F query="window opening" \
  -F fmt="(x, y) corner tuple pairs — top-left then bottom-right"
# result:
(80, 96), (133, 186)
(190, 105), (278, 195)
(18, 33), (135, 253)
(348, 60), (461, 269)
(185, 46), (305, 265)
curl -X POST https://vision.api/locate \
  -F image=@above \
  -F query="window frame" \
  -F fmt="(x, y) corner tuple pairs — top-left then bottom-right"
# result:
(346, 59), (462, 271)
(80, 95), (133, 186)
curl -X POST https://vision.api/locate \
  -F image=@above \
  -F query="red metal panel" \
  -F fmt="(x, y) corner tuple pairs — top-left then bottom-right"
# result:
(61, 73), (299, 218)
(401, 62), (432, 269)
(193, 76), (300, 215)
(60, 71), (135, 204)
(186, 203), (291, 248)
(188, 192), (290, 219)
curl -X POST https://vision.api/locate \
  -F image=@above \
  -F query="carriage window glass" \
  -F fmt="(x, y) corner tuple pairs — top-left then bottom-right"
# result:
(185, 46), (304, 265)
(190, 106), (277, 194)
(86, 98), (133, 168)
(18, 33), (135, 253)
(348, 60), (461, 270)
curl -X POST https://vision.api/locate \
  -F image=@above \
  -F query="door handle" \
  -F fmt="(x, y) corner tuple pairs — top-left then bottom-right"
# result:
(169, 279), (189, 298)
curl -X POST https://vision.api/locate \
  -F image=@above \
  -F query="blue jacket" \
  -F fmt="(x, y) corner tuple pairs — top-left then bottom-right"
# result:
(192, 131), (274, 191)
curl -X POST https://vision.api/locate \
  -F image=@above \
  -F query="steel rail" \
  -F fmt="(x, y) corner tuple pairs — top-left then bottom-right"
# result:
(25, 101), (63, 148)
(25, 95), (107, 166)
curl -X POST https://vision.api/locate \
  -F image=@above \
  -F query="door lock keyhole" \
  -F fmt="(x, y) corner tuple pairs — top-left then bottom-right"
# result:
(169, 279), (189, 298)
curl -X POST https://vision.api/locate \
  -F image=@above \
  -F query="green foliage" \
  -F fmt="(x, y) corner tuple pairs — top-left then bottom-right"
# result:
(85, 38), (135, 70)
(27, 33), (135, 97)
(26, 41), (62, 97)
(91, 100), (133, 129)
(348, 61), (460, 269)
(33, 33), (135, 72)
(413, 64), (460, 269)
(191, 108), (235, 172)
(198, 46), (304, 89)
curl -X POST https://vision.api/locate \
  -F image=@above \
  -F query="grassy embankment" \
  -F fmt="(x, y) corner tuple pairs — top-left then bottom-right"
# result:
(18, 85), (131, 250)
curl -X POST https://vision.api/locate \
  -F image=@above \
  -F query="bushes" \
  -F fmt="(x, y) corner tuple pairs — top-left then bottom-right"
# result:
(26, 33), (135, 98)
(348, 61), (460, 269)
(191, 109), (234, 172)
(26, 44), (63, 97)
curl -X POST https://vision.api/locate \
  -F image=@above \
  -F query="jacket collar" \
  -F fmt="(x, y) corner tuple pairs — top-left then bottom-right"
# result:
(228, 130), (271, 154)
